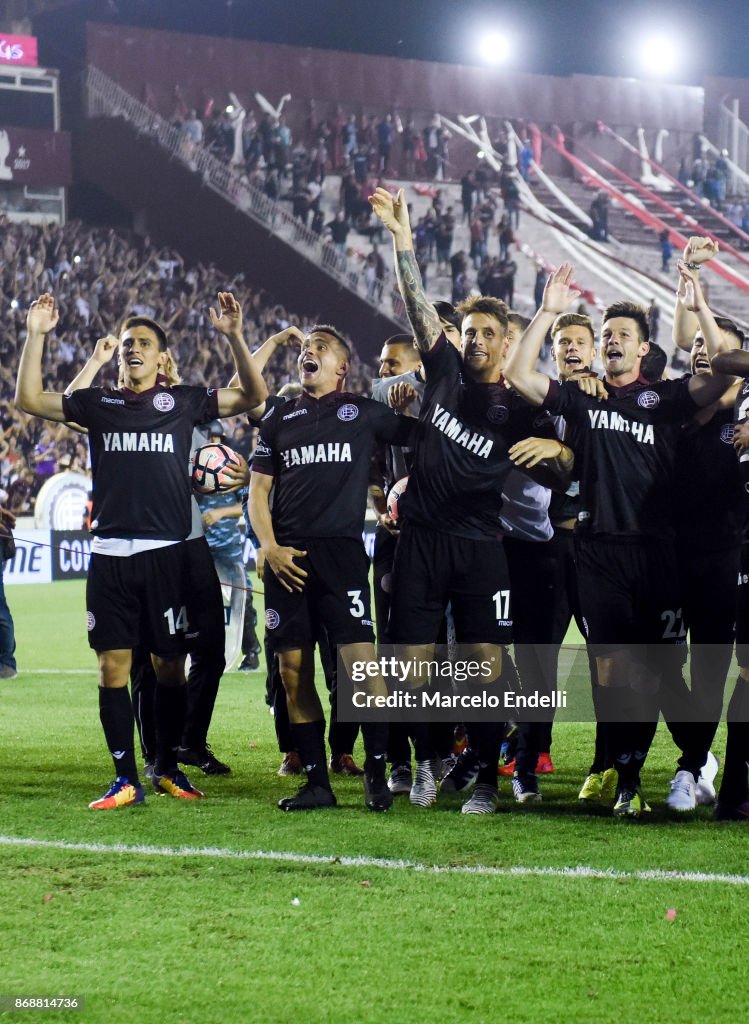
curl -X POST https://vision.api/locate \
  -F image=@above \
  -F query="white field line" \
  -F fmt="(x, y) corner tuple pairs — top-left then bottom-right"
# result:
(0, 835), (747, 886)
(14, 670), (91, 674)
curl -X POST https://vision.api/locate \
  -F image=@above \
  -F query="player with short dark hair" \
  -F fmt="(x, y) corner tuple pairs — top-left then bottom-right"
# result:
(505, 259), (736, 818)
(248, 326), (415, 812)
(16, 292), (267, 810)
(370, 186), (572, 814)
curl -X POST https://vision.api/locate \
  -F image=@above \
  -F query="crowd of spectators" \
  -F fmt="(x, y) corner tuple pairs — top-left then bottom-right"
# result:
(0, 216), (376, 518)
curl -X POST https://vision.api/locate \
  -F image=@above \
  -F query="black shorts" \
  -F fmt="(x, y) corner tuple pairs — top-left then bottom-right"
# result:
(388, 522), (512, 645)
(373, 523), (398, 644)
(575, 535), (682, 651)
(263, 537), (375, 652)
(86, 543), (190, 658)
(678, 541), (738, 645)
(184, 536), (225, 655)
(735, 542), (749, 667)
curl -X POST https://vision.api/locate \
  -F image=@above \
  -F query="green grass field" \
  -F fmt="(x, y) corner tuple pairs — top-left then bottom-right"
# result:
(1, 581), (747, 1024)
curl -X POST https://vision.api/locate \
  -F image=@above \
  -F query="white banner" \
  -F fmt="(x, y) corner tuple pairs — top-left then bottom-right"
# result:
(5, 530), (52, 585)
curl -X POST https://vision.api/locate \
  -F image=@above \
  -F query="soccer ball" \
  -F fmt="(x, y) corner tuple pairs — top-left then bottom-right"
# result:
(191, 443), (243, 494)
(386, 476), (409, 522)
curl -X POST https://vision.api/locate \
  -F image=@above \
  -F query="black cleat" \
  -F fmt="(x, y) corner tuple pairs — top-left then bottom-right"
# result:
(440, 746), (480, 792)
(363, 770), (394, 812)
(177, 744), (231, 776)
(238, 652), (260, 672)
(713, 799), (749, 821)
(278, 782), (337, 811)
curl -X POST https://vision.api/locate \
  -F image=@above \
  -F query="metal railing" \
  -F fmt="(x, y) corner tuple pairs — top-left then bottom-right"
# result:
(718, 96), (749, 196)
(83, 66), (408, 328)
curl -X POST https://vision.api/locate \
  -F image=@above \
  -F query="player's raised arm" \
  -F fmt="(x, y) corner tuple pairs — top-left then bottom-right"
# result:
(369, 187), (442, 353)
(672, 237), (718, 352)
(209, 291), (269, 416)
(227, 324), (305, 418)
(65, 334), (118, 395)
(677, 261), (737, 407)
(504, 264), (580, 405)
(15, 293), (67, 422)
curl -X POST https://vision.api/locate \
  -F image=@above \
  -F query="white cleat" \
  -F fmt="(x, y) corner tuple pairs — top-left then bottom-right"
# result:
(665, 769), (697, 812)
(409, 760), (438, 807)
(695, 750), (719, 806)
(461, 783), (500, 815)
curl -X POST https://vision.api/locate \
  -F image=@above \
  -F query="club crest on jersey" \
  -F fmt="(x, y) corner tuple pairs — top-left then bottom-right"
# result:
(86, 611), (95, 631)
(720, 424), (735, 445)
(265, 609), (280, 629)
(337, 403), (359, 422)
(637, 390), (660, 409)
(153, 392), (175, 412)
(486, 404), (509, 425)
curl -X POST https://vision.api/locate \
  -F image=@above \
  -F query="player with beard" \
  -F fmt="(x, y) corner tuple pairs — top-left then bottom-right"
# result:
(505, 261), (735, 817)
(248, 324), (414, 812)
(370, 187), (572, 814)
(16, 292), (267, 809)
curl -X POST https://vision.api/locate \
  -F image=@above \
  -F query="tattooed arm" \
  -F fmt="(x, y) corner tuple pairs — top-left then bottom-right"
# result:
(369, 186), (443, 352)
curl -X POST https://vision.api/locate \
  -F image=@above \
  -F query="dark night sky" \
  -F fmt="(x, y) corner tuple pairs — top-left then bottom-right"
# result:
(30, 0), (749, 84)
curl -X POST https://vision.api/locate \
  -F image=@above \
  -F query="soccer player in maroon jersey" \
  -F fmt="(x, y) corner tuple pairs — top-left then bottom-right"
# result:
(505, 261), (736, 817)
(248, 325), (414, 812)
(370, 186), (572, 814)
(16, 292), (267, 810)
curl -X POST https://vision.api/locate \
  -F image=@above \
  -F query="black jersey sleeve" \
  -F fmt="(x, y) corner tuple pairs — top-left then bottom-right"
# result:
(541, 379), (588, 421)
(367, 399), (417, 447)
(250, 407), (278, 478)
(659, 376), (699, 420)
(420, 332), (454, 379)
(178, 385), (220, 425)
(62, 387), (96, 426)
(248, 394), (287, 429)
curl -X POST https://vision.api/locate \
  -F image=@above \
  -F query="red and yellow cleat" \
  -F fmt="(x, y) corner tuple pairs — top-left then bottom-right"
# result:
(153, 769), (205, 799)
(89, 777), (145, 810)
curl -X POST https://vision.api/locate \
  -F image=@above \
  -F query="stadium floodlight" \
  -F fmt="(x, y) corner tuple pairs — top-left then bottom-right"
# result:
(479, 32), (511, 65)
(640, 33), (680, 77)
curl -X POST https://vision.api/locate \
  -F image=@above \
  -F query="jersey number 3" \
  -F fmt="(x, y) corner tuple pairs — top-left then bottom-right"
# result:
(348, 590), (365, 618)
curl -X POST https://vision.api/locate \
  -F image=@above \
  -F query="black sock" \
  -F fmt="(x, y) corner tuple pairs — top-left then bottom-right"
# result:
(719, 678), (749, 805)
(409, 709), (432, 762)
(292, 720), (330, 789)
(362, 721), (388, 775)
(154, 683), (186, 777)
(99, 686), (139, 784)
(590, 721), (607, 775)
(472, 720), (501, 787)
(631, 720), (658, 784)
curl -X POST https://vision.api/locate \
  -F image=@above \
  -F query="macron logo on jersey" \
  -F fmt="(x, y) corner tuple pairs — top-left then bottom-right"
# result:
(431, 402), (494, 458)
(587, 408), (655, 445)
(102, 432), (176, 453)
(281, 443), (352, 468)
